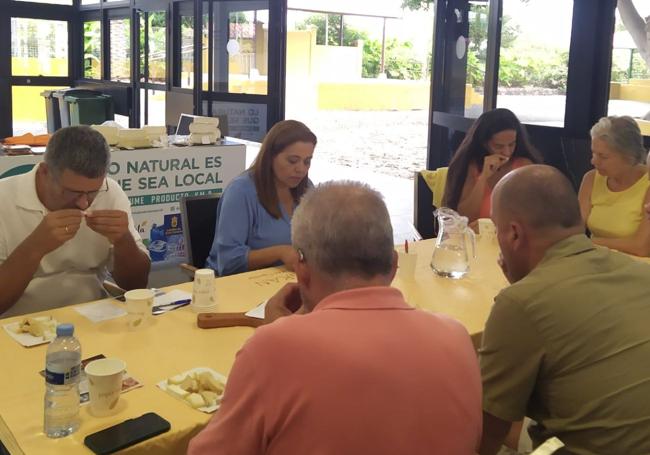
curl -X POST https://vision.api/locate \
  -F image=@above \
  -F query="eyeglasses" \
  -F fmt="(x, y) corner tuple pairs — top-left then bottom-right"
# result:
(59, 180), (109, 201)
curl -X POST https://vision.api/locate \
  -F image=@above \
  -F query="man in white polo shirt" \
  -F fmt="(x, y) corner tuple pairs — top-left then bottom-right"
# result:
(0, 126), (150, 317)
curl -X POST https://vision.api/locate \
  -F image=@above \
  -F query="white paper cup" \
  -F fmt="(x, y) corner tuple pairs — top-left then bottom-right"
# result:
(477, 218), (497, 243)
(124, 289), (154, 329)
(192, 269), (217, 313)
(398, 252), (417, 279)
(85, 358), (125, 417)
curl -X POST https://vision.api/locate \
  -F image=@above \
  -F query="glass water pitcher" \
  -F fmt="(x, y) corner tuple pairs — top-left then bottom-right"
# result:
(430, 208), (476, 279)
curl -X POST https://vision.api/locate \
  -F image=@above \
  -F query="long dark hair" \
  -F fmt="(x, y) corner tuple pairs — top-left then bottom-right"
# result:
(250, 120), (317, 219)
(442, 108), (542, 210)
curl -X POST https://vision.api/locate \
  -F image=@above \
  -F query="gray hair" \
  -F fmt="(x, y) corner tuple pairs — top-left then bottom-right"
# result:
(44, 126), (111, 178)
(590, 116), (647, 164)
(291, 180), (394, 278)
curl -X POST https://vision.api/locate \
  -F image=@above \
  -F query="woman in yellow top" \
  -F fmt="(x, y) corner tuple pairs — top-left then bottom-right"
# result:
(579, 116), (650, 256)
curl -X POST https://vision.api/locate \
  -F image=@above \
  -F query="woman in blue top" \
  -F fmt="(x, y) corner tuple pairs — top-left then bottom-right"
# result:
(206, 120), (316, 276)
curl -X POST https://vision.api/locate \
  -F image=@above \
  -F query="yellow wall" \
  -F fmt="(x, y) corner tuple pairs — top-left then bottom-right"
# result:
(12, 57), (68, 78)
(318, 80), (430, 110)
(12, 86), (67, 122)
(610, 79), (650, 102)
(619, 84), (650, 103)
(312, 44), (362, 80)
(287, 29), (315, 80)
(636, 119), (650, 136)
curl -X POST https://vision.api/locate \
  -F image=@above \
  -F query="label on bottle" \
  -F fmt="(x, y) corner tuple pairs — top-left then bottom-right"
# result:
(45, 364), (80, 385)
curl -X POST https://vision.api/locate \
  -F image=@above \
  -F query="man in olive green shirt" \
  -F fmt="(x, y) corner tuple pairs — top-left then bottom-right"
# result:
(479, 165), (650, 455)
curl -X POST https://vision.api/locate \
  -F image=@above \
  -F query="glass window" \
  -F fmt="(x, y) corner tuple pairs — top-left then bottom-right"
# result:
(140, 89), (166, 127)
(13, 0), (72, 5)
(11, 18), (68, 77)
(12, 86), (67, 136)
(110, 18), (131, 82)
(203, 3), (209, 90)
(81, 0), (99, 5)
(84, 21), (101, 79)
(608, 0), (650, 135)
(204, 100), (267, 142)
(140, 11), (166, 84)
(212, 2), (268, 95)
(180, 14), (194, 88)
(496, 0), (573, 126)
(465, 3), (488, 117)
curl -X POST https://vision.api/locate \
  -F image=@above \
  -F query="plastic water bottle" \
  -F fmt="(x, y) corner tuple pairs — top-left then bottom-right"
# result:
(44, 323), (81, 438)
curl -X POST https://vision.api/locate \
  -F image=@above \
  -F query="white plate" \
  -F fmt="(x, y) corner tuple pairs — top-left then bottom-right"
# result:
(157, 367), (226, 413)
(3, 316), (58, 347)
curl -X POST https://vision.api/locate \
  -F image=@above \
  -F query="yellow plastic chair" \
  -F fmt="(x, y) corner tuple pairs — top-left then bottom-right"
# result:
(420, 167), (448, 208)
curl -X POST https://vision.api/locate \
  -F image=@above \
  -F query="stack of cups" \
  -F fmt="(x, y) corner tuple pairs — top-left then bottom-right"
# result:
(192, 269), (218, 313)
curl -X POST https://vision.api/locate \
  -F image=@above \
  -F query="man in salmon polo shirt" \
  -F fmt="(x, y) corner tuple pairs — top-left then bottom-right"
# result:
(188, 180), (482, 455)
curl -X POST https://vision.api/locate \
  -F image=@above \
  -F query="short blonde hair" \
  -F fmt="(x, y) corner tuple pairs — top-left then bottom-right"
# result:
(590, 116), (646, 164)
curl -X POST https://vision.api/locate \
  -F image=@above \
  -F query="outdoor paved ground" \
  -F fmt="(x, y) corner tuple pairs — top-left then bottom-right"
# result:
(294, 109), (429, 180)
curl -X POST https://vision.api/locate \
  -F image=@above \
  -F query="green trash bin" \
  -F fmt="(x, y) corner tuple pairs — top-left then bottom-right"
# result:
(52, 89), (101, 128)
(63, 93), (115, 126)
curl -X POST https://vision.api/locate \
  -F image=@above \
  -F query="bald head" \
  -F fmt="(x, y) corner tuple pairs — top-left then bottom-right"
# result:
(492, 165), (583, 231)
(292, 181), (394, 278)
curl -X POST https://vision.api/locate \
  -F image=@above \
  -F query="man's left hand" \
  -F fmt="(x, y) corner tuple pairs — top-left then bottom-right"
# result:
(264, 283), (304, 325)
(85, 210), (131, 244)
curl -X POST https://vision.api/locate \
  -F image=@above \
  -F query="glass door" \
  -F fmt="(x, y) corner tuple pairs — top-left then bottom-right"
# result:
(427, 0), (576, 172)
(136, 8), (167, 127)
(201, 0), (286, 142)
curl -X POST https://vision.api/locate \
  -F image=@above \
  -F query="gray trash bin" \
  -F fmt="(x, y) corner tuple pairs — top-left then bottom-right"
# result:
(41, 90), (62, 133)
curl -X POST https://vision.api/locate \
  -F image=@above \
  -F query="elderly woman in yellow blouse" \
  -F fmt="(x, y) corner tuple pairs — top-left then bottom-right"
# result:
(578, 116), (650, 256)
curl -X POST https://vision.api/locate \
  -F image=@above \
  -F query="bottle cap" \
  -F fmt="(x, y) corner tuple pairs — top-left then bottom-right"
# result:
(56, 323), (74, 337)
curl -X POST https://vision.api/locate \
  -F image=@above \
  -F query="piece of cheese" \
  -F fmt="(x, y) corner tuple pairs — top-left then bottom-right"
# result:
(167, 374), (187, 385)
(167, 384), (190, 399)
(185, 393), (206, 409)
(199, 390), (220, 407)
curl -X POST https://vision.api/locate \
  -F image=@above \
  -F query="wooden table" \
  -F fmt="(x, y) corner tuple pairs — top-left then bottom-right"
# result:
(0, 238), (506, 454)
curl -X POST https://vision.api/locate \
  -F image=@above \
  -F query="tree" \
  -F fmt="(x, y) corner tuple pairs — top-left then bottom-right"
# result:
(618, 0), (650, 68)
(401, 0), (530, 11)
(296, 14), (364, 46)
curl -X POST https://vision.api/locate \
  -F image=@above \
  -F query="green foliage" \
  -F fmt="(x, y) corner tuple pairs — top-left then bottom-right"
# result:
(296, 14), (424, 80)
(401, 0), (529, 10)
(401, 0), (433, 11)
(83, 21), (101, 78)
(385, 40), (423, 80)
(296, 14), (364, 46)
(498, 48), (569, 90)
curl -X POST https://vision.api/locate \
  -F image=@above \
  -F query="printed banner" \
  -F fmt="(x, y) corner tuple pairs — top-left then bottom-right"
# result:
(0, 143), (246, 265)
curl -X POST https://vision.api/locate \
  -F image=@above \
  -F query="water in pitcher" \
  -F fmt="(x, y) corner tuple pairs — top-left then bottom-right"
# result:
(430, 243), (469, 279)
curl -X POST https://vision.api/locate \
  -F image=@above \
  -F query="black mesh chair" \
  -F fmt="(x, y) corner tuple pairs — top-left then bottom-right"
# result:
(179, 193), (221, 277)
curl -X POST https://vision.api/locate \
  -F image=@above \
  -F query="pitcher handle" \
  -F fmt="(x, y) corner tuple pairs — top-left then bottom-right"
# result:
(466, 227), (476, 259)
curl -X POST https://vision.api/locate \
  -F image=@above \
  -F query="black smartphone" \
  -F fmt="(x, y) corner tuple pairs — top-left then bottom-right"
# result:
(83, 412), (171, 455)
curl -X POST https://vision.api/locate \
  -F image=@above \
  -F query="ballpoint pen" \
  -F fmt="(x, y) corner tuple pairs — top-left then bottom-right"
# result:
(152, 299), (192, 315)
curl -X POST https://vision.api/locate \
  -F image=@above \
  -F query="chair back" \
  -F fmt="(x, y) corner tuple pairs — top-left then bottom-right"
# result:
(180, 193), (221, 269)
(415, 167), (449, 239)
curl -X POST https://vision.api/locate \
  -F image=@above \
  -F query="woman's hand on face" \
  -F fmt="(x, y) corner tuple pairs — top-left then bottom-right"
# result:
(481, 154), (510, 179)
(279, 245), (300, 271)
